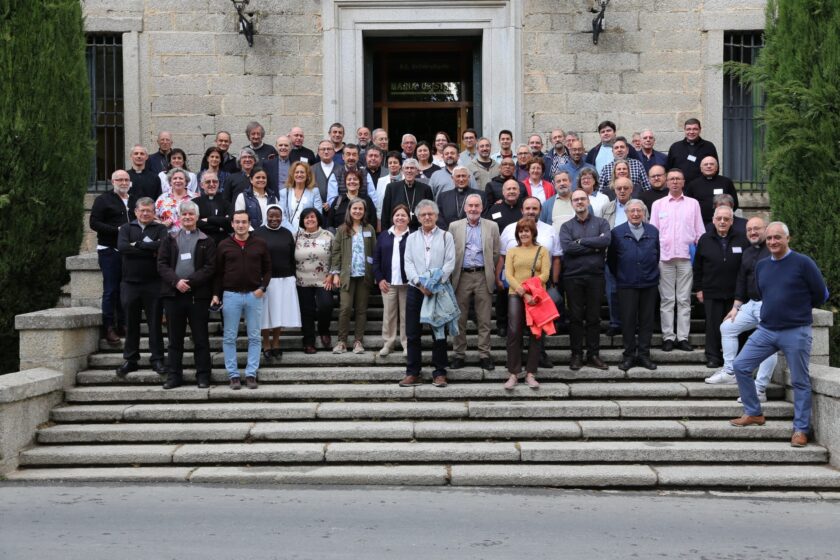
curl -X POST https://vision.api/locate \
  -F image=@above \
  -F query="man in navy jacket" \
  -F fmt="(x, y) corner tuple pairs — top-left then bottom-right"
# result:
(607, 199), (659, 372)
(729, 222), (829, 448)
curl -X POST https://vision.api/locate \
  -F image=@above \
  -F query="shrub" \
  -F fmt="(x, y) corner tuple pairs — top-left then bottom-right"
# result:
(0, 0), (92, 373)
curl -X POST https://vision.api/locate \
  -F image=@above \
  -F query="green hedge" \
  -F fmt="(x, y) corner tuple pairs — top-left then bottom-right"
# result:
(730, 0), (840, 364)
(0, 0), (92, 373)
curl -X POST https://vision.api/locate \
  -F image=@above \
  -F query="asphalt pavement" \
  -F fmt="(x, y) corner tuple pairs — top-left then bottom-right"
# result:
(1, 484), (838, 559)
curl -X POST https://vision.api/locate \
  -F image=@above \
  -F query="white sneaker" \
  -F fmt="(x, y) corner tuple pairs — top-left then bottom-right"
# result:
(737, 390), (767, 404)
(332, 342), (347, 354)
(353, 341), (365, 354)
(378, 346), (390, 357)
(705, 369), (737, 384)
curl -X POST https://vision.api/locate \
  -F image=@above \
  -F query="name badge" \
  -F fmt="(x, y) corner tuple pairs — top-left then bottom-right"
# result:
(492, 212), (502, 219)
(142, 236), (153, 243)
(363, 231), (372, 238)
(180, 252), (192, 261)
(366, 256), (374, 264)
(713, 188), (723, 195)
(300, 157), (309, 163)
(687, 155), (697, 162)
(732, 246), (742, 254)
(659, 212), (668, 219)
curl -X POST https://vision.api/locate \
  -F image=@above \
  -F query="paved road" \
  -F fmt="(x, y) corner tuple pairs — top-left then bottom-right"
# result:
(1, 484), (838, 559)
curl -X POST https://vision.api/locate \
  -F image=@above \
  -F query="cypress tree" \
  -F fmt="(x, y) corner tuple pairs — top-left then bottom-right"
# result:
(728, 0), (840, 364)
(0, 0), (92, 373)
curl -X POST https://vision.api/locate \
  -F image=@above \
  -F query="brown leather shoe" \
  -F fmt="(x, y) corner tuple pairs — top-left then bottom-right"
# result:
(245, 376), (258, 389)
(586, 355), (609, 370)
(304, 345), (317, 354)
(729, 414), (766, 427)
(320, 335), (332, 349)
(398, 375), (422, 387)
(569, 355), (583, 371)
(105, 326), (121, 346)
(790, 431), (808, 447)
(432, 374), (448, 387)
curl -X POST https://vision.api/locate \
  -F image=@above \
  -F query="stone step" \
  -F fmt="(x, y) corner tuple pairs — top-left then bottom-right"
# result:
(107, 332), (710, 352)
(17, 440), (827, 467)
(36, 420), (796, 444)
(50, 400), (795, 423)
(62, 382), (783, 403)
(76, 364), (764, 384)
(86, 347), (711, 368)
(10, 464), (840, 488)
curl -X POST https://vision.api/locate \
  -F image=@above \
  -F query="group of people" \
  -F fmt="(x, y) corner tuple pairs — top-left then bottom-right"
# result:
(89, 118), (828, 446)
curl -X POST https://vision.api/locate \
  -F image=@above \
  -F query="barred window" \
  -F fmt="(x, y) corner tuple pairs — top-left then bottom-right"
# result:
(86, 34), (125, 192)
(723, 31), (765, 193)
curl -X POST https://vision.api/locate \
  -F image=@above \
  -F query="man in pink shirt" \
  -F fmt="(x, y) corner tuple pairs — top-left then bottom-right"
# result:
(650, 169), (705, 352)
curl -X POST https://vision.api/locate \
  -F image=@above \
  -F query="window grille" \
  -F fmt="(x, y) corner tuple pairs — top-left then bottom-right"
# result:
(723, 31), (765, 193)
(86, 34), (124, 192)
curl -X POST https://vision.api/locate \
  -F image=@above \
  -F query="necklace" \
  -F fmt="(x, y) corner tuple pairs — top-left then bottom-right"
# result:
(403, 183), (417, 220)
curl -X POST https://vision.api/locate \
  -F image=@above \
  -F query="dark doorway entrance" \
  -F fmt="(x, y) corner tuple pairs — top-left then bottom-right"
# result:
(364, 37), (481, 152)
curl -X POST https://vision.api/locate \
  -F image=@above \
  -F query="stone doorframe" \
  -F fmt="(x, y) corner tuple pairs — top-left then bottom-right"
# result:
(322, 0), (523, 142)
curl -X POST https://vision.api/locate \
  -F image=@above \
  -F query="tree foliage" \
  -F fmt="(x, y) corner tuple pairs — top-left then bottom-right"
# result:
(728, 0), (840, 363)
(0, 0), (92, 373)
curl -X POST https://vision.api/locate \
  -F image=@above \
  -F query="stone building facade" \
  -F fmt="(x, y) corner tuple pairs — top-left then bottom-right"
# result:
(82, 0), (768, 174)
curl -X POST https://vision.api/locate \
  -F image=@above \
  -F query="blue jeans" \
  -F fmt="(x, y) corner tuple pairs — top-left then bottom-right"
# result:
(720, 299), (777, 390)
(222, 290), (263, 378)
(98, 248), (123, 328)
(733, 325), (813, 432)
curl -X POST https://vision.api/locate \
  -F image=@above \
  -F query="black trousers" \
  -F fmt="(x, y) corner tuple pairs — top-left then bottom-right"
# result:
(163, 293), (211, 381)
(565, 275), (604, 357)
(618, 286), (657, 359)
(406, 286), (448, 377)
(703, 297), (732, 363)
(495, 289), (508, 331)
(297, 286), (334, 345)
(121, 281), (164, 364)
(507, 295), (541, 374)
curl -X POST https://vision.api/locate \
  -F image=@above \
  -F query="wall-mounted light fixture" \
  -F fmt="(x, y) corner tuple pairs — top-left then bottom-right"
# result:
(586, 0), (611, 45)
(231, 0), (255, 47)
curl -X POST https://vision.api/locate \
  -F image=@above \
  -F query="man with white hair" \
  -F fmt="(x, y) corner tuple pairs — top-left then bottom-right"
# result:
(638, 129), (667, 172)
(430, 143), (477, 199)
(729, 222), (828, 448)
(436, 166), (485, 230)
(400, 133), (417, 161)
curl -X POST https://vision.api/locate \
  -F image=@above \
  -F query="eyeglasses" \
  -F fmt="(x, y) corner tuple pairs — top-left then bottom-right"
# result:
(649, 173), (665, 178)
(203, 180), (219, 184)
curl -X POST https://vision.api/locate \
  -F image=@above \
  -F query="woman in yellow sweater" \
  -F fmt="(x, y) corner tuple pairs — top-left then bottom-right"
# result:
(504, 218), (551, 389)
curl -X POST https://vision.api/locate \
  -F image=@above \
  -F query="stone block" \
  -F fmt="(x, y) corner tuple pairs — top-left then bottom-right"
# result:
(811, 365), (840, 399)
(189, 465), (447, 485)
(413, 420), (581, 440)
(151, 94), (223, 115)
(812, 308), (833, 327)
(152, 76), (211, 96)
(638, 51), (702, 72)
(640, 11), (700, 31)
(19, 328), (100, 364)
(680, 420), (792, 440)
(173, 443), (325, 463)
(123, 402), (317, 421)
(0, 370), (63, 474)
(66, 386), (210, 403)
(450, 464), (657, 487)
(569, 382), (687, 398)
(51, 404), (130, 422)
(37, 422), (252, 444)
(250, 421), (413, 441)
(19, 444), (177, 466)
(616, 399), (794, 418)
(316, 402), (468, 419)
(6, 467), (193, 482)
(15, 307), (101, 331)
(654, 465), (840, 488)
(326, 442), (520, 463)
(220, 94), (283, 116)
(520, 441), (826, 463)
(283, 95), (323, 115)
(681, 382), (742, 398)
(160, 55), (219, 76)
(415, 383), (569, 399)
(578, 420), (686, 439)
(575, 52), (639, 74)
(523, 53), (575, 74)
(150, 32), (217, 55)
(208, 75), (273, 96)
(468, 400), (620, 418)
(0, 368), (63, 404)
(813, 393), (840, 468)
(173, 12), (228, 33)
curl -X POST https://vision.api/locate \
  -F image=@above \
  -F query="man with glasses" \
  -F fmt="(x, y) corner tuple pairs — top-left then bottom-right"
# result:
(692, 206), (750, 369)
(379, 158), (434, 231)
(557, 139), (595, 188)
(196, 172), (231, 247)
(313, 140), (337, 211)
(484, 157), (526, 208)
(650, 169), (705, 352)
(222, 147), (259, 204)
(514, 145), (532, 183)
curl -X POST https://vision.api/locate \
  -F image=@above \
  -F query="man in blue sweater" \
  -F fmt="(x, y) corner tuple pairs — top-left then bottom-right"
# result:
(729, 222), (829, 448)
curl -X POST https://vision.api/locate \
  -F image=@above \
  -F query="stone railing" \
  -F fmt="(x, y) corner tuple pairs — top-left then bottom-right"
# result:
(65, 253), (101, 308)
(0, 368), (64, 475)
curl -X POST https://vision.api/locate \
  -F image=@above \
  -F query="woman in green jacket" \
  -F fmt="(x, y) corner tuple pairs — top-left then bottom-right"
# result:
(330, 198), (376, 354)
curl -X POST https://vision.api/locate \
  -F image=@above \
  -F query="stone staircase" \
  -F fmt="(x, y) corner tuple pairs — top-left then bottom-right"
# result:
(8, 295), (840, 488)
